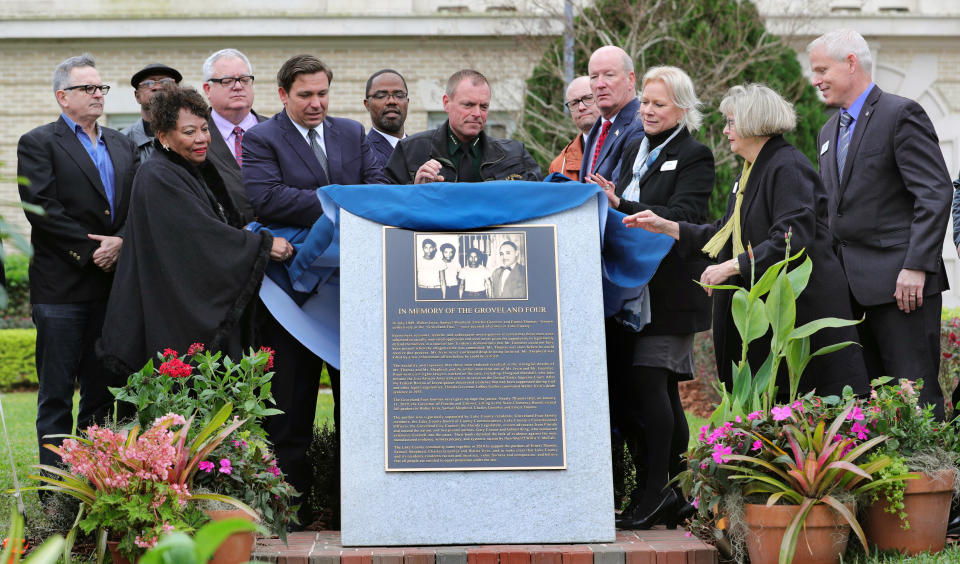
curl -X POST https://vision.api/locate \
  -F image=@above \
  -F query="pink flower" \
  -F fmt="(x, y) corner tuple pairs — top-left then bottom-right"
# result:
(684, 532), (692, 538)
(698, 425), (710, 442)
(198, 461), (215, 473)
(268, 465), (281, 477)
(162, 348), (178, 359)
(747, 411), (763, 421)
(734, 415), (742, 423)
(712, 443), (733, 464)
(847, 406), (865, 421)
(161, 522), (175, 535)
(691, 497), (699, 509)
(219, 458), (232, 474)
(186, 342), (205, 356)
(791, 400), (804, 413)
(751, 440), (762, 451)
(259, 346), (275, 371)
(899, 379), (916, 397)
(771, 405), (792, 421)
(851, 422), (869, 440)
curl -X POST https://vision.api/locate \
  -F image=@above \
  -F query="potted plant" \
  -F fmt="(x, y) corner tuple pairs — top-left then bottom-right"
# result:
(111, 345), (299, 540)
(859, 376), (960, 554)
(28, 404), (255, 563)
(684, 399), (905, 564)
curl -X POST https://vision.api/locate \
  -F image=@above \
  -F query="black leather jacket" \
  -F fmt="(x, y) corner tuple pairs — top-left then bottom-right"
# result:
(384, 121), (541, 184)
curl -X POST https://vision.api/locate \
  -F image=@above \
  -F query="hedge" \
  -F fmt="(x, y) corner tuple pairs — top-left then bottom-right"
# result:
(0, 329), (37, 389)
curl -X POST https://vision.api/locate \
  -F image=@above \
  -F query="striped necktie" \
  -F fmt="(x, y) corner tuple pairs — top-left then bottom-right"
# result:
(836, 111), (853, 179)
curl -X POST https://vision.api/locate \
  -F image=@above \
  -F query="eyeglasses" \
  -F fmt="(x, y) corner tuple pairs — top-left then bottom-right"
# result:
(137, 78), (177, 90)
(367, 90), (408, 101)
(208, 75), (254, 88)
(64, 84), (110, 95)
(565, 94), (594, 110)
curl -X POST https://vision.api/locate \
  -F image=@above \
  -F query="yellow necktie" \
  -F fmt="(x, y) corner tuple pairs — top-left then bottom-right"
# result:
(702, 160), (753, 259)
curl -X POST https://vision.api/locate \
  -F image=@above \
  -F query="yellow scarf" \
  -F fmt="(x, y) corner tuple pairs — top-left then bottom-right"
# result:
(702, 160), (753, 259)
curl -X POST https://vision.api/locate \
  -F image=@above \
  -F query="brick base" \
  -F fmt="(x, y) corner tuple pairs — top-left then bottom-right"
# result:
(252, 529), (717, 564)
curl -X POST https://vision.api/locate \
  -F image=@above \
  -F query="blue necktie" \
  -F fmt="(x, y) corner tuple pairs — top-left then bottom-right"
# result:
(836, 111), (853, 179)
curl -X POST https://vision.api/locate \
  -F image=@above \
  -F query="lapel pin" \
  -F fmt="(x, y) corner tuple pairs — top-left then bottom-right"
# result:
(614, 129), (620, 136)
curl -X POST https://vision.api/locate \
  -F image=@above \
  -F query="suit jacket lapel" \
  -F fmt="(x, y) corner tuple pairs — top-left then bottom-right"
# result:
(595, 101), (637, 174)
(102, 130), (131, 218)
(278, 110), (328, 185)
(206, 116), (240, 173)
(820, 111), (841, 192)
(323, 119), (340, 185)
(838, 86), (880, 194)
(55, 118), (109, 203)
(739, 136), (784, 225)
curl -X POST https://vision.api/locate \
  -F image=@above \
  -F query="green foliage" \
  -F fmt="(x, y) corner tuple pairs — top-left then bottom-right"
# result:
(515, 0), (826, 219)
(0, 329), (37, 389)
(0, 506), (64, 564)
(308, 422), (339, 528)
(138, 517), (259, 564)
(867, 452), (910, 529)
(1, 253), (31, 327)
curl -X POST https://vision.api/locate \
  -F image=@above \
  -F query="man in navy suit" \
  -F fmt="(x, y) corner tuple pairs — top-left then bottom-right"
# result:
(242, 53), (387, 527)
(809, 29), (952, 418)
(580, 46), (643, 183)
(18, 54), (138, 471)
(363, 69), (409, 164)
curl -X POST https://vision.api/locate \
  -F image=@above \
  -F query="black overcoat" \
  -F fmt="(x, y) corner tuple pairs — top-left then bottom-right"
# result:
(676, 135), (869, 397)
(98, 146), (272, 373)
(614, 127), (713, 336)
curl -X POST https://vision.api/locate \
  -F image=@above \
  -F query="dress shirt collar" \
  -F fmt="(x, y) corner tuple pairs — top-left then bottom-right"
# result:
(288, 113), (323, 146)
(844, 82), (875, 122)
(61, 113), (101, 140)
(371, 127), (406, 148)
(211, 109), (260, 144)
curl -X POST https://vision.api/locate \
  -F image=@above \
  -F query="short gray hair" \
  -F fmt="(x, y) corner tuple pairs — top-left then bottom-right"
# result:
(806, 28), (873, 72)
(718, 83), (796, 138)
(640, 66), (703, 132)
(445, 69), (489, 99)
(53, 53), (96, 95)
(202, 48), (253, 81)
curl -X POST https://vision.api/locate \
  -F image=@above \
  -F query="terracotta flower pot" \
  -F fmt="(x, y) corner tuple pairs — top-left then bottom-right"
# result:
(743, 502), (852, 564)
(864, 469), (955, 555)
(106, 540), (135, 564)
(205, 509), (260, 564)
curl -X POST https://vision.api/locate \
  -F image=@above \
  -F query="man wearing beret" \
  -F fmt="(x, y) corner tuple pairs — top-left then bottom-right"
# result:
(122, 63), (182, 162)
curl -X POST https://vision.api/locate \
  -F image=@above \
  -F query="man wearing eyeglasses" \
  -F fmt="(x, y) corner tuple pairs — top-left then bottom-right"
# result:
(122, 63), (182, 163)
(363, 69), (410, 164)
(17, 53), (139, 476)
(548, 76), (599, 180)
(201, 49), (264, 223)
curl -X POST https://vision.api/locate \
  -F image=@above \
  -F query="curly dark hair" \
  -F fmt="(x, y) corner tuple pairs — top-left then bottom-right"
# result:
(149, 87), (210, 134)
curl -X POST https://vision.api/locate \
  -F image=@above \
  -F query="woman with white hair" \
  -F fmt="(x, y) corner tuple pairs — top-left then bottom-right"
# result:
(624, 83), (869, 409)
(589, 65), (714, 530)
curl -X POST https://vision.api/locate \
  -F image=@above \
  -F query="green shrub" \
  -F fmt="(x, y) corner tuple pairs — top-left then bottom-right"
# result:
(2, 254), (32, 328)
(0, 329), (37, 389)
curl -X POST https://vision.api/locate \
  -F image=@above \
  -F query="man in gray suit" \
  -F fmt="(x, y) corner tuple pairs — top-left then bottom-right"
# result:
(202, 48), (264, 223)
(808, 29), (952, 417)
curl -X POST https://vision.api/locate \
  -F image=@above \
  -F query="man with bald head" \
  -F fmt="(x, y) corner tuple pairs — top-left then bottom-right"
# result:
(549, 76), (600, 180)
(580, 46), (642, 183)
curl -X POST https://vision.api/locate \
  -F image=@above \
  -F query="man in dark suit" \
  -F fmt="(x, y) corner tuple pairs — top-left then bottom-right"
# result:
(579, 46), (643, 183)
(363, 69), (409, 164)
(490, 241), (527, 299)
(808, 29), (952, 417)
(202, 48), (264, 223)
(242, 53), (387, 527)
(17, 54), (138, 469)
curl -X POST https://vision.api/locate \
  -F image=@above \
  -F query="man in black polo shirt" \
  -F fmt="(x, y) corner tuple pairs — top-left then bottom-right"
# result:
(384, 69), (540, 184)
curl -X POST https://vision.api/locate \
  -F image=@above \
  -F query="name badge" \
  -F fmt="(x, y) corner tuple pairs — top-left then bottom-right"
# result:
(820, 141), (829, 155)
(732, 181), (739, 194)
(660, 160), (678, 171)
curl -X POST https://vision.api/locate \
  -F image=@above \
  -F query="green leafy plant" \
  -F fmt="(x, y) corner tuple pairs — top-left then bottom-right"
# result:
(138, 516), (259, 564)
(110, 345), (281, 440)
(704, 233), (860, 424)
(723, 402), (908, 564)
(27, 404), (255, 561)
(0, 507), (64, 564)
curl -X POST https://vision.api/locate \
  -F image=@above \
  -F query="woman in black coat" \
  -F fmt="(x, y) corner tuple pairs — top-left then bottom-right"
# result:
(99, 87), (293, 374)
(623, 83), (869, 403)
(588, 66), (714, 529)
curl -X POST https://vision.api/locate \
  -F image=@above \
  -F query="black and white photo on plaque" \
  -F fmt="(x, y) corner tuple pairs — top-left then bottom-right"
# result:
(414, 232), (528, 301)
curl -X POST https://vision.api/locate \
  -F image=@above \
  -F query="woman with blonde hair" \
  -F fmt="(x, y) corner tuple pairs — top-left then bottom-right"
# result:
(589, 65), (714, 529)
(624, 82), (868, 410)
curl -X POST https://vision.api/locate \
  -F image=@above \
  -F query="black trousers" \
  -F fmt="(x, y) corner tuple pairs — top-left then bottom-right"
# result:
(852, 292), (944, 419)
(260, 309), (340, 518)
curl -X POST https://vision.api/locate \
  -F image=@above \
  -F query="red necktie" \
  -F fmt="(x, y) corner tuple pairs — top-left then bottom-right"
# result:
(233, 126), (244, 166)
(591, 120), (612, 174)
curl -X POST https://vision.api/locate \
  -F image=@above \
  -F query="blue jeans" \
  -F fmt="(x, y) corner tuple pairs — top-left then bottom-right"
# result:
(33, 301), (112, 467)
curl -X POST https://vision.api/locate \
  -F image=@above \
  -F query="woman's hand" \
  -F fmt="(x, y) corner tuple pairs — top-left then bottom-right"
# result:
(699, 259), (739, 296)
(270, 237), (295, 262)
(622, 210), (679, 240)
(586, 173), (619, 208)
